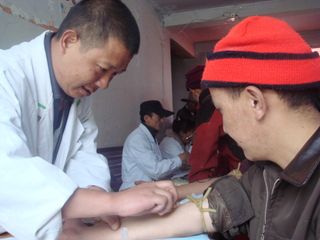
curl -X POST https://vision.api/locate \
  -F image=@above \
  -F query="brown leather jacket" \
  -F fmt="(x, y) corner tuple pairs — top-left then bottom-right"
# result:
(208, 127), (320, 240)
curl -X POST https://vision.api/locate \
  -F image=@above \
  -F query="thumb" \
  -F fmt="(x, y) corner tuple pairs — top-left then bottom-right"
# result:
(100, 216), (121, 230)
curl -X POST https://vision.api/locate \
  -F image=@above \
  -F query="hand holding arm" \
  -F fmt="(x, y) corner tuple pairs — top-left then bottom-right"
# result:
(113, 180), (178, 217)
(62, 181), (177, 219)
(84, 186), (121, 230)
(60, 176), (253, 240)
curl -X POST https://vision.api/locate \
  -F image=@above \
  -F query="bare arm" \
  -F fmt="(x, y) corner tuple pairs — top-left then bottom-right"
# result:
(60, 176), (253, 240)
(176, 178), (216, 200)
(60, 200), (215, 240)
(176, 169), (243, 200)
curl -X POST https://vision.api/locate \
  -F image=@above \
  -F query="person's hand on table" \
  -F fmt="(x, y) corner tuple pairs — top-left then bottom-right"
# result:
(179, 152), (191, 170)
(179, 152), (190, 163)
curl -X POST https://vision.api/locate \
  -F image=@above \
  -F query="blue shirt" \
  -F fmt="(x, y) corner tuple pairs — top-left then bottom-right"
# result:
(44, 32), (73, 162)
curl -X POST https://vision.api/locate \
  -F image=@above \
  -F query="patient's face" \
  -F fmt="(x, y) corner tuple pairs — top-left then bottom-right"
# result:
(209, 87), (258, 161)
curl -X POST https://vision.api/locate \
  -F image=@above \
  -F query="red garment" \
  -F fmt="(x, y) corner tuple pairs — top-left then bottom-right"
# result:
(188, 109), (249, 240)
(202, 16), (320, 90)
(188, 110), (240, 182)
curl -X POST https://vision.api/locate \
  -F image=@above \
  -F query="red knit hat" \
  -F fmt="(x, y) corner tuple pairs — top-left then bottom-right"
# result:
(185, 65), (205, 90)
(202, 16), (320, 90)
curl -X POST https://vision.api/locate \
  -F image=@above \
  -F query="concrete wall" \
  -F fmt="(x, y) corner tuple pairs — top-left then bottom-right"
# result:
(0, 0), (174, 148)
(0, 7), (43, 48)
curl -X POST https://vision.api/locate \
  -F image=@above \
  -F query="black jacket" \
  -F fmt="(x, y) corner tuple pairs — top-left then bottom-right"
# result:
(208, 127), (320, 239)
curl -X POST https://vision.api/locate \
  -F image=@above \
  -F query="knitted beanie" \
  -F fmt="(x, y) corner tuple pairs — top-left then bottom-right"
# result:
(185, 65), (205, 90)
(202, 16), (320, 90)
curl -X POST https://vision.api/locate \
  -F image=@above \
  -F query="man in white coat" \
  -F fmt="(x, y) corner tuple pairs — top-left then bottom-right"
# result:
(121, 100), (190, 190)
(0, 1), (177, 239)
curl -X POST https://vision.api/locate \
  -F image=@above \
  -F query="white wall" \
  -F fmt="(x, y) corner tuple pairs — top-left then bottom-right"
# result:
(0, 0), (174, 148)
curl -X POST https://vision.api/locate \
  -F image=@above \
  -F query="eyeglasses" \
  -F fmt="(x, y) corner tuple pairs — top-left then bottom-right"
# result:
(184, 134), (193, 142)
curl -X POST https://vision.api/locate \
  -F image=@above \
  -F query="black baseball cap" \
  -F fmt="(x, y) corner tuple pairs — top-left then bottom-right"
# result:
(139, 100), (174, 118)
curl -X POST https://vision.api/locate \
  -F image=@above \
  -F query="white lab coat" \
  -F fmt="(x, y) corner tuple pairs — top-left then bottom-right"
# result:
(159, 133), (184, 159)
(120, 124), (181, 190)
(0, 32), (110, 240)
(159, 131), (190, 179)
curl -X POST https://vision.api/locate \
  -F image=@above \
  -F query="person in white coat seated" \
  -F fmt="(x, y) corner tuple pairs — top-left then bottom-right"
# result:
(159, 118), (195, 179)
(0, 1), (177, 239)
(120, 100), (190, 190)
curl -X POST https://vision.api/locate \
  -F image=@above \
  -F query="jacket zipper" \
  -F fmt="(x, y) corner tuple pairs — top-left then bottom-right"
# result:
(261, 170), (280, 239)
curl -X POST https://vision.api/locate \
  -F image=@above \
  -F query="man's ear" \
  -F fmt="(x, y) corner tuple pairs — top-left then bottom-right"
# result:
(243, 86), (267, 120)
(59, 30), (79, 53)
(143, 114), (150, 123)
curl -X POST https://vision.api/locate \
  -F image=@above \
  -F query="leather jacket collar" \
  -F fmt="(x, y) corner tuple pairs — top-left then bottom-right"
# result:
(281, 127), (320, 187)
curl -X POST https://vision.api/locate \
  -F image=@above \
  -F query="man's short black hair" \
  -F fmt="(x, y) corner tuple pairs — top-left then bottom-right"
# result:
(55, 0), (140, 55)
(172, 118), (195, 135)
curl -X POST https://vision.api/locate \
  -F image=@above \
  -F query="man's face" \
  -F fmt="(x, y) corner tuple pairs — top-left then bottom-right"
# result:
(58, 37), (132, 98)
(209, 88), (259, 161)
(190, 89), (202, 103)
(144, 113), (163, 131)
(179, 130), (194, 145)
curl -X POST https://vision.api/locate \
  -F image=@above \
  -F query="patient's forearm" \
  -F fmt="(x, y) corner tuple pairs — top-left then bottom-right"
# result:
(177, 178), (216, 199)
(72, 201), (215, 240)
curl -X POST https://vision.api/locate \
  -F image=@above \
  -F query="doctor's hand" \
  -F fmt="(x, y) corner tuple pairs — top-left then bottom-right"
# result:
(114, 180), (178, 217)
(179, 152), (190, 169)
(86, 186), (121, 230)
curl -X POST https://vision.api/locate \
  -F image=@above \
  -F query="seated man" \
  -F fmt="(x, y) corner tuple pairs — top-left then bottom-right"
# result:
(60, 16), (320, 240)
(160, 118), (195, 158)
(120, 100), (189, 190)
(159, 118), (195, 179)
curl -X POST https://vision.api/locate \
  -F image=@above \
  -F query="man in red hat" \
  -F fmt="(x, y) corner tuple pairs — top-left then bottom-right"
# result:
(59, 16), (320, 240)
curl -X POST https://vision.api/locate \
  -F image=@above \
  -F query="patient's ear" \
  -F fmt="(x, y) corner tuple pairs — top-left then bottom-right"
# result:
(243, 86), (267, 120)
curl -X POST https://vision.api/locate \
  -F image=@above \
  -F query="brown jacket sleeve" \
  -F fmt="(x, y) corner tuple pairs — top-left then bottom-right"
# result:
(207, 175), (254, 239)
